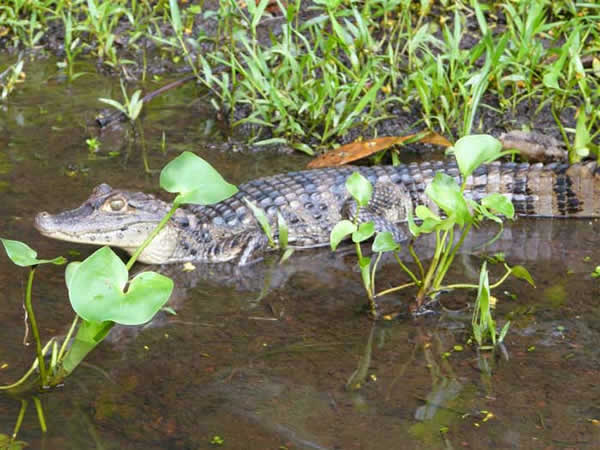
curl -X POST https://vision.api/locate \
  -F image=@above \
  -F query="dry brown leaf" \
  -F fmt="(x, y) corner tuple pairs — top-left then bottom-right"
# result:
(307, 132), (452, 168)
(238, 0), (285, 13)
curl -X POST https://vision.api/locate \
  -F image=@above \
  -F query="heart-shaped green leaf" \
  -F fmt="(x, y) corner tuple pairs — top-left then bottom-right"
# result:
(372, 232), (400, 253)
(1, 238), (66, 267)
(160, 152), (238, 206)
(452, 135), (503, 179)
(330, 220), (356, 250)
(66, 247), (173, 325)
(352, 222), (375, 243)
(346, 172), (373, 207)
(426, 173), (471, 227)
(408, 205), (453, 237)
(481, 193), (515, 219)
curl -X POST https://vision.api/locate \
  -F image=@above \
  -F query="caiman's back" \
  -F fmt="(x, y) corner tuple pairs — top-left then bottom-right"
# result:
(35, 160), (600, 265)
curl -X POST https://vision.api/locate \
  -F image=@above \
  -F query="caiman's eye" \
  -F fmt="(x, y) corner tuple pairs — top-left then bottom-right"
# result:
(109, 198), (126, 211)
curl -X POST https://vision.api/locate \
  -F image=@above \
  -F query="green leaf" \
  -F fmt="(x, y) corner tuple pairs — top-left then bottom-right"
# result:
(510, 265), (536, 287)
(128, 90), (144, 120)
(481, 193), (515, 219)
(61, 319), (114, 374)
(352, 222), (375, 243)
(277, 212), (288, 249)
(251, 0), (270, 29)
(66, 247), (173, 325)
(452, 135), (503, 179)
(291, 142), (315, 155)
(1, 238), (66, 267)
(168, 0), (182, 35)
(412, 205), (446, 234)
(472, 323), (482, 347)
(358, 256), (371, 293)
(98, 98), (127, 115)
(372, 232), (400, 253)
(254, 137), (288, 146)
(415, 205), (440, 221)
(346, 172), (373, 207)
(426, 173), (470, 227)
(280, 247), (295, 264)
(330, 220), (356, 250)
(573, 107), (590, 162)
(498, 321), (511, 343)
(542, 71), (560, 90)
(160, 152), (238, 205)
(244, 198), (273, 244)
(0, 433), (27, 449)
(473, 262), (496, 346)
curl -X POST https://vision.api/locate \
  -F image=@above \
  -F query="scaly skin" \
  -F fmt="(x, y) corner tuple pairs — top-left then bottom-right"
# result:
(35, 160), (600, 265)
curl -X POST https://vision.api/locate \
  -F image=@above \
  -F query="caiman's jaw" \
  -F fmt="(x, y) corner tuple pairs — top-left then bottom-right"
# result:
(34, 183), (180, 264)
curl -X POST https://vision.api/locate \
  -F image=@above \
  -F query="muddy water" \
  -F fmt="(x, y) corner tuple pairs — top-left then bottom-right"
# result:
(1, 57), (600, 449)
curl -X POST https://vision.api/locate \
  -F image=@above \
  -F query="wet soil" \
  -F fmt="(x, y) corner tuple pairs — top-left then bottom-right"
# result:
(1, 56), (600, 449)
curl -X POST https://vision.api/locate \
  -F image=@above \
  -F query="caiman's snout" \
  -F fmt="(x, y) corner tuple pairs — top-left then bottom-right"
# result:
(34, 211), (52, 233)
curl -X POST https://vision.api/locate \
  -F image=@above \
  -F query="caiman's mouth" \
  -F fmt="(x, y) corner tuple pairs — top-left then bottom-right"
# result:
(34, 210), (180, 264)
(35, 211), (131, 245)
(34, 211), (75, 239)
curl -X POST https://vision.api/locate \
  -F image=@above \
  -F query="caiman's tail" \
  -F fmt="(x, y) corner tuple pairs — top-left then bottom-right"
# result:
(466, 161), (600, 217)
(405, 160), (600, 218)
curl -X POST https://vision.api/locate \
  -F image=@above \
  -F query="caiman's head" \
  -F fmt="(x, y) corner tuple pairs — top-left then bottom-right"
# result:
(35, 184), (186, 264)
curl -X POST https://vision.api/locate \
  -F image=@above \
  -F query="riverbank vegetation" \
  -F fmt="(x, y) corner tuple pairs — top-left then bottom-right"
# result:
(1, 0), (599, 154)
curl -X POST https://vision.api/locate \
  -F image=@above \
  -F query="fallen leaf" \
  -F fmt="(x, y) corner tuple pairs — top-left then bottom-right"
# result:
(307, 132), (452, 168)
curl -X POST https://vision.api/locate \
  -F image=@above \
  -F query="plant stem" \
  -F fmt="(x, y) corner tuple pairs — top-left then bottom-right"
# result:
(416, 230), (444, 305)
(355, 241), (363, 260)
(57, 315), (79, 362)
(125, 203), (179, 271)
(393, 252), (420, 285)
(33, 396), (47, 432)
(433, 227), (453, 288)
(408, 244), (425, 280)
(375, 282), (416, 298)
(436, 283), (478, 290)
(0, 339), (54, 391)
(12, 399), (27, 440)
(489, 265), (513, 289)
(436, 265), (513, 291)
(24, 268), (47, 384)
(370, 251), (382, 295)
(434, 222), (472, 290)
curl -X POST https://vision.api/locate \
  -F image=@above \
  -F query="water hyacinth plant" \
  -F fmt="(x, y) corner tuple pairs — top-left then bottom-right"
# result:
(330, 135), (535, 344)
(0, 152), (238, 440)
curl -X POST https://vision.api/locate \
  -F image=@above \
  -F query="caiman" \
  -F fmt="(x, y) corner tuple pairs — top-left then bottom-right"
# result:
(35, 160), (600, 265)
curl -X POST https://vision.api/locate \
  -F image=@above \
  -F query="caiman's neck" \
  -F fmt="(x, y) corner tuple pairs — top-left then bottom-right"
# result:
(123, 224), (181, 264)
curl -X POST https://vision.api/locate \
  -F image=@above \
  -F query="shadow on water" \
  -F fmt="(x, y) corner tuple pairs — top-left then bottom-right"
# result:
(1, 56), (600, 449)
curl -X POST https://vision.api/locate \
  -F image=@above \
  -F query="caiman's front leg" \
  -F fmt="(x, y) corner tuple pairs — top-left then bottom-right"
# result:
(173, 227), (270, 265)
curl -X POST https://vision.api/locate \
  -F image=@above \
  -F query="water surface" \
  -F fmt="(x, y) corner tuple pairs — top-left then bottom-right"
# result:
(1, 56), (599, 449)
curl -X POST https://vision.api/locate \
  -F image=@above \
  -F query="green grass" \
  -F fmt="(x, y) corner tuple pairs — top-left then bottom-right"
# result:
(1, 0), (598, 154)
